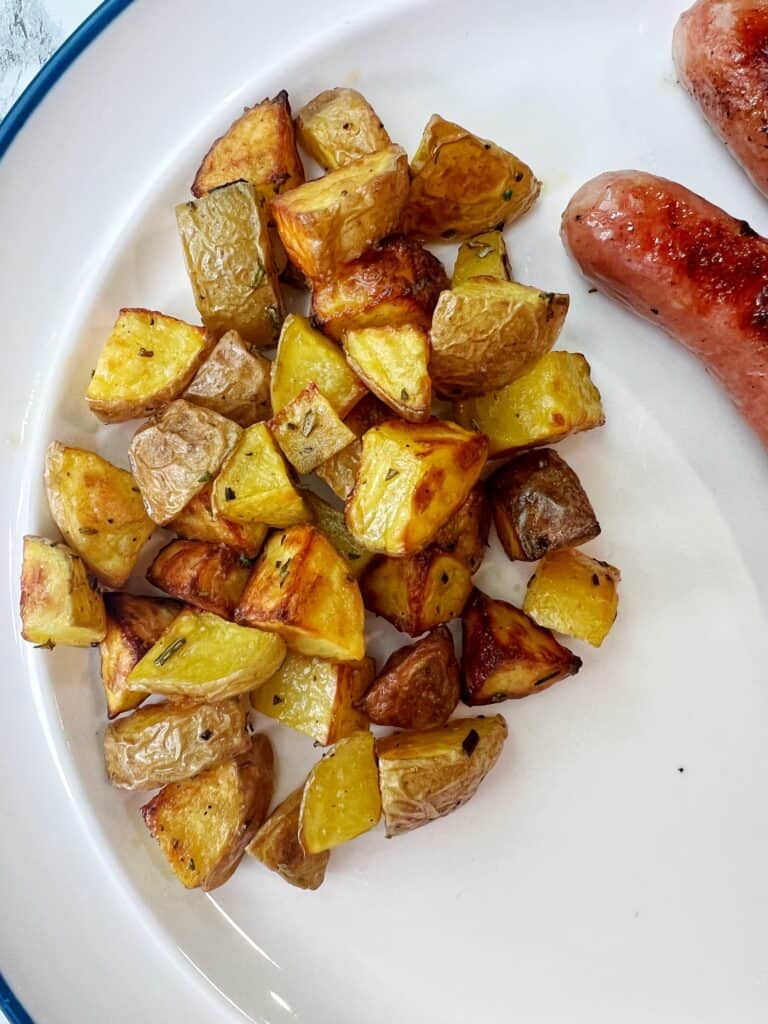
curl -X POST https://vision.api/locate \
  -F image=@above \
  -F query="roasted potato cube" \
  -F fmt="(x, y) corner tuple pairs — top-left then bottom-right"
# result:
(271, 313), (366, 416)
(524, 549), (620, 648)
(100, 593), (181, 717)
(168, 483), (268, 557)
(315, 394), (391, 500)
(432, 484), (490, 573)
(20, 536), (106, 647)
(454, 352), (605, 458)
(358, 626), (459, 729)
(343, 324), (431, 422)
(489, 449), (600, 562)
(403, 115), (540, 240)
(183, 330), (271, 427)
(86, 308), (212, 424)
(236, 525), (365, 661)
(310, 235), (448, 341)
(360, 548), (473, 636)
(129, 400), (241, 525)
(271, 144), (409, 280)
(462, 590), (581, 704)
(269, 382), (356, 474)
(299, 731), (381, 853)
(377, 715), (507, 836)
(302, 490), (374, 577)
(252, 650), (373, 744)
(295, 87), (391, 171)
(346, 418), (488, 556)
(176, 181), (284, 347)
(127, 608), (286, 701)
(430, 280), (569, 398)
(141, 734), (274, 891)
(211, 421), (310, 528)
(248, 787), (329, 890)
(104, 697), (250, 790)
(451, 230), (510, 287)
(146, 540), (251, 619)
(192, 90), (304, 200)
(45, 442), (155, 588)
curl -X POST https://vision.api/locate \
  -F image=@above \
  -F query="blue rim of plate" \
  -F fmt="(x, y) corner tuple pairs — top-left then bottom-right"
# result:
(0, 0), (136, 1016)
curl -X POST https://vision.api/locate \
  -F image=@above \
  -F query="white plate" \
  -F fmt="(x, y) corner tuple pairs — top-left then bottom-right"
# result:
(1, 1), (767, 1021)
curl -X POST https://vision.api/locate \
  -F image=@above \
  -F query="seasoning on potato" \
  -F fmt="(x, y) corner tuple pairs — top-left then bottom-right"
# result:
(268, 382), (356, 475)
(168, 483), (268, 557)
(452, 230), (510, 287)
(146, 539), (251, 620)
(315, 393), (391, 500)
(248, 787), (330, 891)
(343, 324), (432, 422)
(524, 549), (620, 648)
(183, 330), (271, 427)
(295, 87), (391, 171)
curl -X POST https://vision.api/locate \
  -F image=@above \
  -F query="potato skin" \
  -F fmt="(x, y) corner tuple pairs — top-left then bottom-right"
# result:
(295, 87), (391, 171)
(524, 549), (620, 648)
(20, 535), (106, 647)
(183, 330), (271, 427)
(315, 393), (391, 500)
(432, 484), (490, 573)
(169, 483), (268, 557)
(358, 626), (459, 729)
(146, 539), (251, 619)
(268, 382), (356, 475)
(248, 787), (329, 890)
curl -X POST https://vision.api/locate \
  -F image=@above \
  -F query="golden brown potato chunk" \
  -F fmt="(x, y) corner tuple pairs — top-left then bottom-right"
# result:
(462, 590), (581, 704)
(315, 394), (391, 500)
(183, 330), (271, 427)
(86, 309), (212, 424)
(403, 115), (540, 240)
(248, 787), (330, 890)
(310, 235), (448, 341)
(358, 626), (459, 729)
(271, 144), (409, 280)
(302, 490), (375, 577)
(45, 442), (155, 588)
(20, 536), (106, 648)
(235, 525), (365, 661)
(104, 698), (250, 790)
(454, 352), (605, 458)
(268, 382), (356, 474)
(377, 715), (507, 836)
(295, 87), (391, 171)
(100, 593), (181, 718)
(451, 230), (510, 287)
(146, 539), (251, 619)
(489, 449), (600, 562)
(431, 484), (490, 573)
(524, 549), (620, 648)
(345, 418), (487, 556)
(129, 400), (242, 525)
(360, 548), (473, 636)
(141, 734), (274, 891)
(343, 324), (432, 422)
(168, 484), (268, 558)
(430, 280), (569, 398)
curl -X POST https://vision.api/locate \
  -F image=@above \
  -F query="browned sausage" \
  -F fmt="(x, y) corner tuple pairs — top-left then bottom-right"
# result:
(561, 170), (768, 447)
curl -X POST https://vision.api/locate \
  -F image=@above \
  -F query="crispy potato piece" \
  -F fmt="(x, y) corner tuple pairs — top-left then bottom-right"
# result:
(271, 313), (366, 416)
(104, 697), (250, 790)
(403, 115), (540, 240)
(236, 525), (365, 661)
(20, 536), (106, 647)
(129, 400), (242, 525)
(310, 235), (448, 341)
(489, 449), (600, 562)
(183, 330), (271, 427)
(192, 90), (304, 199)
(269, 382), (356, 474)
(454, 352), (605, 457)
(377, 715), (507, 836)
(127, 608), (286, 700)
(431, 484), (490, 573)
(462, 590), (581, 704)
(271, 144), (409, 280)
(169, 483), (268, 557)
(295, 87), (391, 171)
(100, 593), (181, 718)
(177, 181), (284, 347)
(302, 490), (375, 577)
(45, 442), (155, 588)
(211, 421), (310, 528)
(315, 393), (391, 500)
(345, 418), (487, 556)
(86, 309), (212, 424)
(358, 626), (459, 729)
(524, 549), (620, 648)
(142, 734), (274, 891)
(252, 650), (373, 744)
(343, 324), (431, 422)
(360, 548), (473, 635)
(146, 540), (251, 619)
(451, 230), (510, 287)
(430, 280), (569, 398)
(299, 731), (381, 853)
(248, 787), (329, 890)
